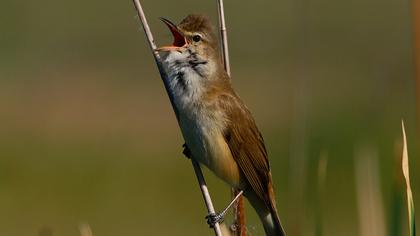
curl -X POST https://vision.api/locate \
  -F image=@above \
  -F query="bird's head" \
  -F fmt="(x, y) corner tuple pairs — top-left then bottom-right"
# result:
(157, 14), (221, 76)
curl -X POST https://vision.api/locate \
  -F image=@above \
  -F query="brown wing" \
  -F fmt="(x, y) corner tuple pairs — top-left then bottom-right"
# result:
(217, 93), (271, 206)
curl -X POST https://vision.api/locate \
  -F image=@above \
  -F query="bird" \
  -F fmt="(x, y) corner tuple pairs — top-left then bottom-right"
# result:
(156, 14), (286, 236)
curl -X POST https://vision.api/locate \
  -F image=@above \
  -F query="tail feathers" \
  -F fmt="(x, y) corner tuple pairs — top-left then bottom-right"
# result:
(247, 187), (286, 236)
(266, 181), (286, 236)
(263, 204), (286, 236)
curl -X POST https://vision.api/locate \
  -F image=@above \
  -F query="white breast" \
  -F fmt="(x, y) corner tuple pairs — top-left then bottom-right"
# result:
(163, 51), (243, 188)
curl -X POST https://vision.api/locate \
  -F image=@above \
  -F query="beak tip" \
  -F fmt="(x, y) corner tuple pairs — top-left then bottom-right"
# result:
(159, 17), (172, 25)
(158, 17), (187, 49)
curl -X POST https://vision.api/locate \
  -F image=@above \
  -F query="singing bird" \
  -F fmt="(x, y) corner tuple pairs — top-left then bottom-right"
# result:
(156, 14), (286, 236)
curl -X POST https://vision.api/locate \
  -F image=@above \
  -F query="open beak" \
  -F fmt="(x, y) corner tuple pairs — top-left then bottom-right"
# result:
(155, 17), (187, 52)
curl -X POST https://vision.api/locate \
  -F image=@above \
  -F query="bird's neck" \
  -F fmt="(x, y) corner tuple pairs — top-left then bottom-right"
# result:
(164, 52), (229, 110)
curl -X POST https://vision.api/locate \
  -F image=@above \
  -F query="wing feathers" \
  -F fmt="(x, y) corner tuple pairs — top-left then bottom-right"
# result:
(218, 93), (271, 206)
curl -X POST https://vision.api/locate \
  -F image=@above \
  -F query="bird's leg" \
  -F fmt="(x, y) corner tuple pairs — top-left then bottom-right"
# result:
(206, 190), (244, 228)
(182, 143), (192, 159)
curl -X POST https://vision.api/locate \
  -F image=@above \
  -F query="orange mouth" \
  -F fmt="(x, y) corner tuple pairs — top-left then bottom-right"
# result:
(156, 17), (187, 51)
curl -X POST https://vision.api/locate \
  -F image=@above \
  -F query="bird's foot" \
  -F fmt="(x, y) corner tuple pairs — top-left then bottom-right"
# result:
(205, 190), (244, 228)
(182, 143), (192, 159)
(205, 212), (225, 228)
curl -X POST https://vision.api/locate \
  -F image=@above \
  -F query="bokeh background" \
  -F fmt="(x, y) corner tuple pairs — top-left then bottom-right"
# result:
(0, 0), (418, 235)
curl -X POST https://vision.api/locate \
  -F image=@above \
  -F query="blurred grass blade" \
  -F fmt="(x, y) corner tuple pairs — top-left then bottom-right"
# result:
(316, 151), (328, 236)
(401, 120), (416, 236)
(79, 223), (93, 236)
(354, 145), (386, 236)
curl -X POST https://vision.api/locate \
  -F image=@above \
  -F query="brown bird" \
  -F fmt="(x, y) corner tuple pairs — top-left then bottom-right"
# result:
(156, 14), (286, 236)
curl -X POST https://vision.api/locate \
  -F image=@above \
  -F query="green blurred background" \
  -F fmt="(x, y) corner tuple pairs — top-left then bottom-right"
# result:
(0, 0), (418, 235)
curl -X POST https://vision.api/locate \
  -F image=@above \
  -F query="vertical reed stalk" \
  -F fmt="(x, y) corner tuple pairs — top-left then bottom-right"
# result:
(217, 0), (231, 76)
(215, 1), (246, 235)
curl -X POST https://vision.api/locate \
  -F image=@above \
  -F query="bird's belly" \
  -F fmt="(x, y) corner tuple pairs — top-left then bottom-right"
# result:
(179, 113), (244, 189)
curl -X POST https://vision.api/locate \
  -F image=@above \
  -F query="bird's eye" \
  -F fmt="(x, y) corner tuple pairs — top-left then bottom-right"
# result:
(192, 35), (201, 42)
